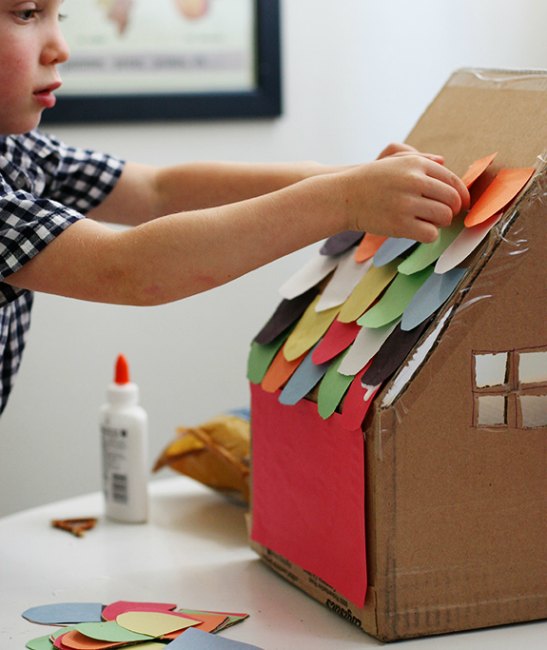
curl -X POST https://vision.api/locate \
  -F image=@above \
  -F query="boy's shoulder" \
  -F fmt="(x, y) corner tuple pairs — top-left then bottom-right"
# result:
(1, 129), (64, 159)
(0, 130), (60, 169)
(0, 130), (62, 191)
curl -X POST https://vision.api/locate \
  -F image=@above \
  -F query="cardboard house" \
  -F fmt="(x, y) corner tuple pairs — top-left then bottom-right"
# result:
(247, 69), (547, 642)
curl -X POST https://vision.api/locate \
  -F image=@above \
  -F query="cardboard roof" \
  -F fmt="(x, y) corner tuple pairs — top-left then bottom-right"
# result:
(247, 68), (547, 425)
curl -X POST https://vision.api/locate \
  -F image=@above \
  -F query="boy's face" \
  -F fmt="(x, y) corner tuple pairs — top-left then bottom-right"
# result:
(0, 1), (69, 135)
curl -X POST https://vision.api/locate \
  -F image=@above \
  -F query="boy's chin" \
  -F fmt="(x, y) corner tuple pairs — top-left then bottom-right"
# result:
(0, 114), (42, 135)
(7, 113), (43, 135)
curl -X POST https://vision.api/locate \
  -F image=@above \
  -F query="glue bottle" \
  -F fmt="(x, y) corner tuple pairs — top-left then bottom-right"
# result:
(100, 354), (149, 523)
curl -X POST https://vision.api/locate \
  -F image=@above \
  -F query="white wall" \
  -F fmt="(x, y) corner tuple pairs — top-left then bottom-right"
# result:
(1, 0), (545, 516)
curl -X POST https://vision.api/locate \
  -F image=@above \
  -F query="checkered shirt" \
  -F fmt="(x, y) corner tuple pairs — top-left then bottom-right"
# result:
(0, 130), (124, 413)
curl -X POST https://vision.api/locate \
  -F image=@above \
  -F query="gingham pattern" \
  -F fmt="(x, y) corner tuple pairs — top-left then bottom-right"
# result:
(0, 130), (124, 413)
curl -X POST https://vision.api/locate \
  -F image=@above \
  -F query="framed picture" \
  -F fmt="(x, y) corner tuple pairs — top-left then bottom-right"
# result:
(42, 0), (281, 124)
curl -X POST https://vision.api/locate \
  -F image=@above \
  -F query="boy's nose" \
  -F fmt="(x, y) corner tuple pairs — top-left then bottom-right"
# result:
(41, 27), (70, 66)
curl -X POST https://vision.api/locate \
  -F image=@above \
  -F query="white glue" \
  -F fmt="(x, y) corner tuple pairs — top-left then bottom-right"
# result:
(100, 354), (149, 523)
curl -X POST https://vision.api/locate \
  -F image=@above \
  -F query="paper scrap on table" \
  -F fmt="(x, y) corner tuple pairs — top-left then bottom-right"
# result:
(373, 236), (416, 267)
(282, 297), (339, 361)
(354, 233), (387, 262)
(435, 212), (502, 274)
(163, 613), (228, 637)
(116, 611), (198, 637)
(51, 517), (97, 538)
(320, 230), (363, 256)
(260, 345), (305, 393)
(338, 319), (399, 376)
(397, 217), (464, 275)
(178, 609), (249, 632)
(22, 603), (104, 625)
(279, 346), (329, 406)
(101, 601), (177, 621)
(23, 601), (250, 650)
(61, 633), (164, 650)
(166, 627), (264, 649)
(315, 253), (372, 312)
(57, 628), (141, 649)
(358, 267), (433, 328)
(461, 151), (497, 188)
(311, 318), (361, 365)
(45, 628), (67, 648)
(401, 267), (467, 331)
(338, 259), (399, 323)
(74, 621), (152, 643)
(278, 251), (339, 300)
(250, 384), (367, 607)
(26, 636), (58, 650)
(464, 166), (534, 227)
(253, 287), (318, 345)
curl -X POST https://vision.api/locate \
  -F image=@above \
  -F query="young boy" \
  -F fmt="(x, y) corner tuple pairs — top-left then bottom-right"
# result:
(0, 0), (469, 413)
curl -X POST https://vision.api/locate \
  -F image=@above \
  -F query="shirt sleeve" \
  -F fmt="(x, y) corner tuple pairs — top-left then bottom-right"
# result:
(37, 131), (125, 213)
(0, 186), (84, 281)
(0, 131), (125, 304)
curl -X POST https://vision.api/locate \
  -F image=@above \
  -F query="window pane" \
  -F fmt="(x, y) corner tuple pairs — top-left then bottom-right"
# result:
(520, 395), (547, 428)
(519, 351), (547, 385)
(475, 353), (508, 388)
(477, 395), (507, 426)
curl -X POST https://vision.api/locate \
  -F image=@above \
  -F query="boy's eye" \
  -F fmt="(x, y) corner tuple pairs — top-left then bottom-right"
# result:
(15, 9), (40, 21)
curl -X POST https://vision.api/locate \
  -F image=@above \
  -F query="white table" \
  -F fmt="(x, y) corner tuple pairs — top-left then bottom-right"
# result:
(0, 476), (545, 649)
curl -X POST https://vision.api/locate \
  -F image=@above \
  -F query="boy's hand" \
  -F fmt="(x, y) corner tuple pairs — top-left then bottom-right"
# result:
(336, 154), (470, 243)
(377, 142), (445, 166)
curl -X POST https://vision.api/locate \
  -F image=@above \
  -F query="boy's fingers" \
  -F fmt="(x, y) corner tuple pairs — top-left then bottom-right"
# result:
(377, 143), (413, 158)
(421, 177), (464, 218)
(390, 151), (445, 165)
(414, 196), (454, 228)
(425, 160), (470, 212)
(416, 221), (441, 243)
(423, 153), (445, 164)
(408, 219), (440, 244)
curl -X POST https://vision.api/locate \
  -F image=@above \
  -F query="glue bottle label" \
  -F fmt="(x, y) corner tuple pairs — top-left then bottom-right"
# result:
(100, 418), (148, 522)
(101, 425), (130, 505)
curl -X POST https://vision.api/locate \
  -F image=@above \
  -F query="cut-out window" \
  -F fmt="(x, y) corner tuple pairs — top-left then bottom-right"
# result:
(476, 395), (507, 426)
(518, 351), (547, 385)
(474, 353), (508, 387)
(473, 347), (547, 430)
(520, 395), (547, 428)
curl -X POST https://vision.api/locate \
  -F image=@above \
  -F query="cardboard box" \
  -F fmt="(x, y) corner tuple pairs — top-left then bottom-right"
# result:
(248, 69), (547, 641)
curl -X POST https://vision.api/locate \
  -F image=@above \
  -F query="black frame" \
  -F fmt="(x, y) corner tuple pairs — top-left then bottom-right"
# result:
(42, 0), (281, 124)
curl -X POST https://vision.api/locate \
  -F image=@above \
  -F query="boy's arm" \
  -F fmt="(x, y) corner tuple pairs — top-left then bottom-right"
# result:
(88, 143), (441, 226)
(88, 160), (332, 226)
(4, 153), (468, 306)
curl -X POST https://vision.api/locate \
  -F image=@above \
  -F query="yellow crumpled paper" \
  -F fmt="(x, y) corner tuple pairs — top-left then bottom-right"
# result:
(153, 414), (250, 503)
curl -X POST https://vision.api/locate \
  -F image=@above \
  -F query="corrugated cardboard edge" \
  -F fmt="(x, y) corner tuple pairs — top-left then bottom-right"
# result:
(249, 538), (380, 637)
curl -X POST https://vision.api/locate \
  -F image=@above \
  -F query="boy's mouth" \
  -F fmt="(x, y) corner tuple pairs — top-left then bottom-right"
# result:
(34, 82), (62, 109)
(35, 81), (62, 95)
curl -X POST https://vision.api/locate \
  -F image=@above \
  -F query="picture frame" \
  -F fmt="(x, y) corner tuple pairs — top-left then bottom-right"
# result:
(42, 0), (281, 124)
